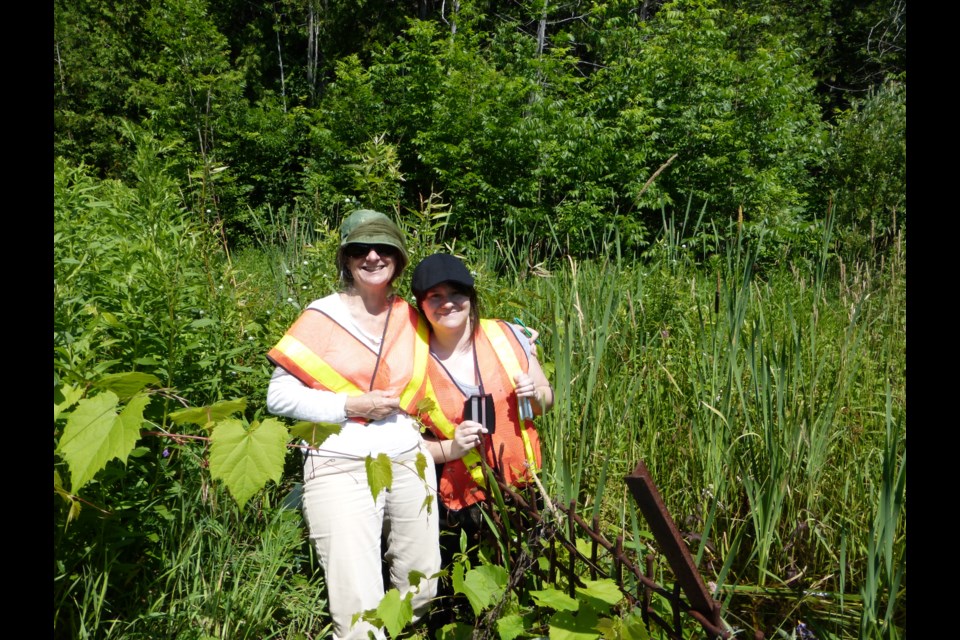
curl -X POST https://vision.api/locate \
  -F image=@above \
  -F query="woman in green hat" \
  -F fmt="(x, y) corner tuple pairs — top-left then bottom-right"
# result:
(266, 209), (439, 640)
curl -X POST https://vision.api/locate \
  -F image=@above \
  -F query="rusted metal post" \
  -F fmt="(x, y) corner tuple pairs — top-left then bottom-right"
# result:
(625, 460), (725, 634)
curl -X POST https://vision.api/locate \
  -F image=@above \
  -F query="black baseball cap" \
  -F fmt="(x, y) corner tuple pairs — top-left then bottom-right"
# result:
(411, 253), (475, 301)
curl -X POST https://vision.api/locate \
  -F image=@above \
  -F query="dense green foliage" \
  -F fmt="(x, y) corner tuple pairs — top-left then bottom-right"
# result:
(54, 0), (904, 638)
(54, 0), (904, 257)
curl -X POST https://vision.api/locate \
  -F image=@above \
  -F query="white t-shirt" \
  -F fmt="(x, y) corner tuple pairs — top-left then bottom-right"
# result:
(266, 293), (424, 459)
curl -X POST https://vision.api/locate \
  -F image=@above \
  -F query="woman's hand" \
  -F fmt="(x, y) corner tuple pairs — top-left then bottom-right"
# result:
(514, 372), (553, 416)
(450, 419), (487, 460)
(514, 373), (536, 399)
(344, 389), (401, 420)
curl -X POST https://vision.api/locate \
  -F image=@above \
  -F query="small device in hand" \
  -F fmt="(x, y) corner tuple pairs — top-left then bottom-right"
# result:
(463, 394), (496, 434)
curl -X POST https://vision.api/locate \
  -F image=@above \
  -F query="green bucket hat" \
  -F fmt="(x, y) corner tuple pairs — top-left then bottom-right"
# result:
(337, 209), (409, 280)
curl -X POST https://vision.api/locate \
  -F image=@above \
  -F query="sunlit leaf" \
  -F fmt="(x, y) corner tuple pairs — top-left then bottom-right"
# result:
(434, 621), (473, 640)
(576, 578), (623, 610)
(530, 587), (579, 612)
(496, 613), (526, 640)
(376, 587), (413, 638)
(170, 398), (248, 429)
(415, 451), (427, 480)
(54, 383), (85, 421)
(209, 417), (289, 508)
(366, 453), (393, 501)
(58, 391), (149, 492)
(416, 396), (437, 414)
(94, 371), (162, 400)
(456, 564), (508, 617)
(290, 421), (342, 448)
(549, 607), (600, 640)
(620, 606), (651, 640)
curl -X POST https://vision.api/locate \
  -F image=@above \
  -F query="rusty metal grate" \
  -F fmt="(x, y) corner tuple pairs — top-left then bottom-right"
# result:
(472, 458), (762, 640)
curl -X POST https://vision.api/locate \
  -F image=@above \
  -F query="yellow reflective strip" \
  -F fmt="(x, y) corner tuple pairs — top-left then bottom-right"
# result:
(399, 315), (431, 409)
(480, 320), (537, 470)
(275, 335), (363, 395)
(481, 319), (523, 382)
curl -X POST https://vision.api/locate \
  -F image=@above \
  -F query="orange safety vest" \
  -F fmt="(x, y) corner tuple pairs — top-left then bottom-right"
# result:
(418, 319), (542, 510)
(266, 296), (431, 416)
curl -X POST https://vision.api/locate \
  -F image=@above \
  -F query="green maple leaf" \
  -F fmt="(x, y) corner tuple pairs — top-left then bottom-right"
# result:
(457, 564), (508, 617)
(169, 399), (248, 429)
(576, 578), (623, 611)
(209, 417), (289, 508)
(496, 614), (526, 640)
(620, 607), (651, 640)
(530, 587), (579, 612)
(57, 391), (150, 493)
(289, 421), (342, 448)
(415, 451), (427, 479)
(54, 383), (85, 421)
(365, 453), (393, 502)
(376, 588), (413, 638)
(93, 371), (161, 401)
(549, 607), (601, 640)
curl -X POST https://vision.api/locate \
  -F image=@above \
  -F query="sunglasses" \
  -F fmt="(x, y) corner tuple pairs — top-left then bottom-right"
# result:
(344, 243), (398, 258)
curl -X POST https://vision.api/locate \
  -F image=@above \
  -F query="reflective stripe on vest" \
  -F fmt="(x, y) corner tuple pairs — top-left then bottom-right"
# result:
(479, 320), (539, 471)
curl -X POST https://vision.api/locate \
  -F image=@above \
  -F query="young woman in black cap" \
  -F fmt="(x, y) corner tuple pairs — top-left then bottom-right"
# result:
(410, 253), (554, 570)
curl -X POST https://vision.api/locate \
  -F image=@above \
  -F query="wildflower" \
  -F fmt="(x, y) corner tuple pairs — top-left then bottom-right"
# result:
(162, 448), (170, 458)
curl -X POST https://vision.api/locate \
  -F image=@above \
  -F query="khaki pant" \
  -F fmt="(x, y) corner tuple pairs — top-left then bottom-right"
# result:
(302, 444), (441, 639)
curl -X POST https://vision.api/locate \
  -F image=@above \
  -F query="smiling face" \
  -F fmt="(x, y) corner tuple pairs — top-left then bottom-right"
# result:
(421, 282), (475, 333)
(344, 243), (399, 291)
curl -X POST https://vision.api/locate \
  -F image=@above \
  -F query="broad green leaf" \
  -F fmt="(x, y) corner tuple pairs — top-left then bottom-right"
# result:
(366, 453), (393, 502)
(415, 451), (427, 480)
(456, 563), (508, 617)
(169, 399), (248, 429)
(452, 557), (467, 595)
(209, 417), (289, 508)
(530, 587), (579, 612)
(94, 371), (161, 400)
(620, 607), (651, 640)
(58, 391), (148, 492)
(290, 421), (342, 448)
(434, 621), (473, 640)
(416, 396), (437, 414)
(576, 578), (623, 609)
(55, 384), (86, 421)
(595, 617), (618, 639)
(496, 613), (526, 640)
(376, 587), (413, 638)
(407, 569), (427, 589)
(549, 607), (600, 640)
